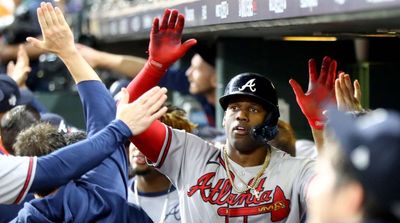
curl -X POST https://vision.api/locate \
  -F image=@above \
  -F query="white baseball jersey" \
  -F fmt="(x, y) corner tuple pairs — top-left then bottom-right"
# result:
(295, 139), (318, 159)
(128, 179), (181, 223)
(153, 127), (315, 223)
(0, 155), (37, 204)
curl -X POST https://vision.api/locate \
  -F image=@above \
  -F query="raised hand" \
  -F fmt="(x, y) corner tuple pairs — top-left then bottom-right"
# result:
(26, 2), (100, 83)
(116, 86), (168, 135)
(26, 2), (76, 58)
(148, 9), (197, 71)
(335, 72), (363, 112)
(289, 56), (337, 130)
(7, 45), (31, 87)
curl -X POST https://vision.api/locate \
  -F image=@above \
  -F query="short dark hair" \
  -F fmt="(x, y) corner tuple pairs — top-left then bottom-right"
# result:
(160, 104), (197, 133)
(64, 130), (87, 145)
(14, 122), (67, 157)
(0, 105), (40, 154)
(14, 122), (67, 197)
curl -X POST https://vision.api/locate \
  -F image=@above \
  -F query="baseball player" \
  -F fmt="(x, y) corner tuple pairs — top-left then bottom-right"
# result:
(121, 9), (326, 222)
(130, 73), (315, 222)
(11, 3), (167, 222)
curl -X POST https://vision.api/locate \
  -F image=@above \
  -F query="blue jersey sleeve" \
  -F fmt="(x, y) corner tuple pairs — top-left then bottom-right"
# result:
(30, 120), (131, 193)
(159, 68), (190, 95)
(76, 80), (116, 136)
(160, 69), (216, 126)
(77, 80), (128, 199)
(14, 182), (153, 223)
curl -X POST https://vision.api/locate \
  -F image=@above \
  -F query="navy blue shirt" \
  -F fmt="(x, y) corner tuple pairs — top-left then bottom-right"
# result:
(0, 194), (34, 223)
(13, 81), (152, 222)
(160, 69), (215, 127)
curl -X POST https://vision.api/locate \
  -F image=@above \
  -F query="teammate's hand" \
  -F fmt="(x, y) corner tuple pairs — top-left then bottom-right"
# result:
(116, 86), (168, 135)
(148, 9), (197, 71)
(26, 2), (76, 58)
(289, 56), (337, 130)
(7, 45), (31, 88)
(335, 72), (364, 112)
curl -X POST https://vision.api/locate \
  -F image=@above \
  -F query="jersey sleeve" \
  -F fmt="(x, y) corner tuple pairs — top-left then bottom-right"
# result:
(77, 80), (129, 198)
(0, 156), (37, 204)
(294, 158), (316, 212)
(30, 120), (132, 195)
(76, 80), (116, 136)
(13, 182), (153, 223)
(150, 127), (216, 188)
(126, 62), (169, 163)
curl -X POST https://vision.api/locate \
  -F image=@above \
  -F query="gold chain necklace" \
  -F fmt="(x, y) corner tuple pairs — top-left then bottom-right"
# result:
(222, 146), (271, 199)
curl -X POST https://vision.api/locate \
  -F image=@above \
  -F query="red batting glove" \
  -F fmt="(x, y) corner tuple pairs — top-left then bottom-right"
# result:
(127, 9), (197, 102)
(126, 9), (196, 162)
(289, 56), (337, 130)
(148, 9), (197, 71)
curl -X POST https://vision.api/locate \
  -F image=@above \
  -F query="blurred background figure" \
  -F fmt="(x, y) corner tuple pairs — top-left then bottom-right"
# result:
(308, 108), (400, 223)
(0, 104), (39, 155)
(77, 43), (218, 128)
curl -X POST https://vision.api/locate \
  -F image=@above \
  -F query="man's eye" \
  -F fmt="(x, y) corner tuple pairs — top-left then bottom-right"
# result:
(229, 105), (239, 110)
(249, 107), (258, 113)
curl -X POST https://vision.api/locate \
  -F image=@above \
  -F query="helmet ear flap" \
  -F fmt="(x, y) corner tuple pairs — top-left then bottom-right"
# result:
(252, 125), (279, 143)
(251, 110), (279, 143)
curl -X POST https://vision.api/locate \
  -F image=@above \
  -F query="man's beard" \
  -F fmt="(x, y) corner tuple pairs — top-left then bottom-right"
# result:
(132, 168), (152, 176)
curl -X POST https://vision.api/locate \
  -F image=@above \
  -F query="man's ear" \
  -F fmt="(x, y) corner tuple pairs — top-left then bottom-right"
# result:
(210, 71), (217, 88)
(222, 113), (226, 127)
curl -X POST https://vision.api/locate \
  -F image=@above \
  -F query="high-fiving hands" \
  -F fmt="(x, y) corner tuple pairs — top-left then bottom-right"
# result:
(289, 56), (337, 130)
(335, 72), (364, 112)
(148, 9), (197, 71)
(116, 86), (168, 135)
(26, 2), (76, 58)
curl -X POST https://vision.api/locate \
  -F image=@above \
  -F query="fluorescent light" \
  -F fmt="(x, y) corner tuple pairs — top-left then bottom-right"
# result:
(283, 36), (337, 41)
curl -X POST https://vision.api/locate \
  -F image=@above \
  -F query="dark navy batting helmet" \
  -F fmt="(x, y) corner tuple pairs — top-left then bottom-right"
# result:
(219, 73), (280, 142)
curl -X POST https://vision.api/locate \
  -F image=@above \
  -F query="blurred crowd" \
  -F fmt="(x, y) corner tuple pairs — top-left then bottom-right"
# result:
(0, 1), (399, 223)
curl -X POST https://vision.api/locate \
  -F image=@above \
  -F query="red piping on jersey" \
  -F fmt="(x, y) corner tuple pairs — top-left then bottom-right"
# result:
(126, 61), (167, 163)
(218, 156), (235, 180)
(14, 157), (34, 204)
(131, 121), (166, 162)
(156, 126), (172, 168)
(0, 143), (9, 155)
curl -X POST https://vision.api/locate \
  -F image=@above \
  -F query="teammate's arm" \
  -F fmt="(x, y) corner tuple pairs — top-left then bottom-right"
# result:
(0, 86), (167, 205)
(76, 43), (147, 78)
(27, 2), (115, 135)
(126, 9), (196, 162)
(0, 40), (45, 61)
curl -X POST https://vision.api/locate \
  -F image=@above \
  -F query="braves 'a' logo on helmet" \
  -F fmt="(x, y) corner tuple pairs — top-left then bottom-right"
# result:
(238, 78), (256, 92)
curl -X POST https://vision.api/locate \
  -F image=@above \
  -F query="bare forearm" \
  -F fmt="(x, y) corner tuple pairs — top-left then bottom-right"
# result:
(59, 49), (101, 83)
(0, 43), (45, 61)
(97, 52), (146, 77)
(311, 128), (324, 153)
